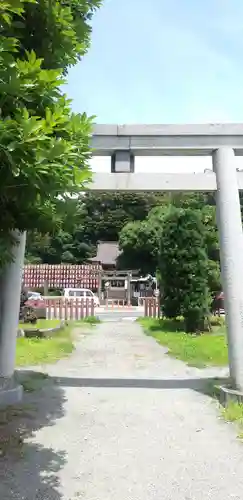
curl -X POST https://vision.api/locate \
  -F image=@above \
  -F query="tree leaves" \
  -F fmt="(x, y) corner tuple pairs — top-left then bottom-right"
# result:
(25, 193), (162, 265)
(0, 0), (100, 267)
(118, 204), (170, 275)
(159, 207), (211, 332)
(1, 0), (102, 72)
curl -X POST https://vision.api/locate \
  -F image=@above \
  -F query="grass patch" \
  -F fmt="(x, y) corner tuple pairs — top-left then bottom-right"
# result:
(73, 316), (101, 327)
(78, 316), (101, 325)
(138, 317), (228, 368)
(16, 325), (74, 366)
(221, 401), (243, 439)
(19, 319), (60, 330)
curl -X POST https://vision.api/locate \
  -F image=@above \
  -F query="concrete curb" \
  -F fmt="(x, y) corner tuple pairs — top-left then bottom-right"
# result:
(23, 320), (65, 339)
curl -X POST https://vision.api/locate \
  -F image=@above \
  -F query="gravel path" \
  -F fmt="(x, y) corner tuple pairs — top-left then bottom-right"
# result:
(1, 321), (243, 500)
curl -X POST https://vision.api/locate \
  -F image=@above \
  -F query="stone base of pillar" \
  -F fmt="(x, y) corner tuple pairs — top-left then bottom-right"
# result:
(216, 384), (243, 406)
(0, 377), (23, 407)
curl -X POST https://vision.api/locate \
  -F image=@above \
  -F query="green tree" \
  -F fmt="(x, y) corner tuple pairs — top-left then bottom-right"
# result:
(2, 0), (102, 72)
(0, 0), (100, 266)
(118, 221), (154, 273)
(159, 207), (210, 333)
(118, 192), (221, 294)
(26, 192), (166, 264)
(118, 205), (169, 274)
(25, 195), (95, 264)
(25, 231), (51, 263)
(172, 193), (221, 295)
(81, 192), (165, 244)
(201, 205), (221, 295)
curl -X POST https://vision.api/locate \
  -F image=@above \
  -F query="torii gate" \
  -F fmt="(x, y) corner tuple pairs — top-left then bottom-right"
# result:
(1, 123), (243, 406)
(90, 124), (243, 393)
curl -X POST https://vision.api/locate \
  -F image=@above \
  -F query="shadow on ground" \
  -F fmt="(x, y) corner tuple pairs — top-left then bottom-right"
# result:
(0, 370), (229, 498)
(48, 374), (230, 396)
(0, 370), (66, 500)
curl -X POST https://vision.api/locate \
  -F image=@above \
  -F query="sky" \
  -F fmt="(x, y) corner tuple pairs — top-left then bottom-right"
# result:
(64, 0), (243, 174)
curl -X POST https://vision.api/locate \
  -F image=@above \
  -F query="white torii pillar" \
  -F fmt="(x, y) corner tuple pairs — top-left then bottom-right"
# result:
(213, 148), (243, 391)
(0, 231), (26, 406)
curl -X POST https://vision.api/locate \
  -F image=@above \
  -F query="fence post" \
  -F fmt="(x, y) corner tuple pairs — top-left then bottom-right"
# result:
(80, 299), (84, 319)
(144, 299), (148, 317)
(91, 298), (94, 317)
(49, 299), (53, 320)
(152, 298), (155, 318)
(75, 298), (78, 321)
(70, 299), (73, 321)
(53, 299), (57, 319)
(46, 299), (49, 320)
(148, 299), (152, 317)
(64, 299), (68, 321)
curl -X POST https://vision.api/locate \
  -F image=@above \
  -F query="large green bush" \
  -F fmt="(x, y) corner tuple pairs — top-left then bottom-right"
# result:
(159, 207), (210, 333)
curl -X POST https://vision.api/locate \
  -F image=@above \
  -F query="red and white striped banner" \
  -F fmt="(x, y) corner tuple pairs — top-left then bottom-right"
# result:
(23, 264), (101, 289)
